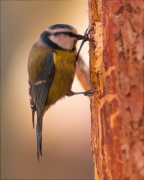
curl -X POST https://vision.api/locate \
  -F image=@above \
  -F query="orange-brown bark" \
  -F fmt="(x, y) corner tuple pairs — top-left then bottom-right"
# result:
(89, 0), (144, 179)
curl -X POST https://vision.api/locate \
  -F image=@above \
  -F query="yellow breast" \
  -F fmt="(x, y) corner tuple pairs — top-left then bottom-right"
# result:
(46, 49), (76, 107)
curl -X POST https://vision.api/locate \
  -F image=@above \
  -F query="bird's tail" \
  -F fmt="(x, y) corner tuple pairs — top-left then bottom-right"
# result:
(36, 116), (43, 161)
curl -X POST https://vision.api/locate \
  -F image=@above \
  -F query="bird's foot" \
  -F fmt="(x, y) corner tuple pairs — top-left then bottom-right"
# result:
(66, 88), (96, 97)
(83, 88), (96, 96)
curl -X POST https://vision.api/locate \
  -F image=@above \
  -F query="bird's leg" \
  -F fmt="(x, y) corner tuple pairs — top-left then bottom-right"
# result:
(76, 28), (91, 61)
(66, 88), (96, 97)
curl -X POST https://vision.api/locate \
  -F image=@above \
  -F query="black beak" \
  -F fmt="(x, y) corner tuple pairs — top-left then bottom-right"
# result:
(77, 34), (86, 40)
(77, 34), (90, 41)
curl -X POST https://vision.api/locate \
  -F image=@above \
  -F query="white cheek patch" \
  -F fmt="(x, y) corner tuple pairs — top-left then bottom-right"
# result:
(50, 34), (76, 51)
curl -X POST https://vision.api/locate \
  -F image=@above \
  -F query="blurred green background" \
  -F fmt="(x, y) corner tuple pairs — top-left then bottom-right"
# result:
(1, 0), (93, 179)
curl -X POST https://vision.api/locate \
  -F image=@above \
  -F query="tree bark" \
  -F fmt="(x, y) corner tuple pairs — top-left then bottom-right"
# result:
(88, 0), (144, 179)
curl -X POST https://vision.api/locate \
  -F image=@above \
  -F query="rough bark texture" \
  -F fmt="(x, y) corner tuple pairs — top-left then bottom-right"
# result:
(88, 0), (144, 179)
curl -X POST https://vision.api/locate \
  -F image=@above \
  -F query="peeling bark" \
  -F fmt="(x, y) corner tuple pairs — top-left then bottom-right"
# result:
(88, 0), (144, 179)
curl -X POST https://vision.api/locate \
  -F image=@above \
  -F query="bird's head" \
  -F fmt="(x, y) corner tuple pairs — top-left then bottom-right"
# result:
(40, 24), (87, 51)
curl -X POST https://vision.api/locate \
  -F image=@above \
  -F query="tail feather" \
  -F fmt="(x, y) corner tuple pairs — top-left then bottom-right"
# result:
(32, 110), (35, 129)
(36, 118), (43, 161)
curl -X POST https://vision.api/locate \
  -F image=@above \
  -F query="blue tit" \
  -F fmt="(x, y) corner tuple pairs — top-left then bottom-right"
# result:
(28, 24), (89, 160)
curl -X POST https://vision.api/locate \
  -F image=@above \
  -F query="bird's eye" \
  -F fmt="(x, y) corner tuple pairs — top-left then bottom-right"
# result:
(74, 39), (77, 43)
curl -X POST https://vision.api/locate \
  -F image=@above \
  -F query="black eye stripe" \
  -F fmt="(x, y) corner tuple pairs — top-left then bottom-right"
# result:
(53, 32), (78, 38)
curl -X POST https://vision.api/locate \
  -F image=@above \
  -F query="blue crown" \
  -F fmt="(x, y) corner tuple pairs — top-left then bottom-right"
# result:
(49, 24), (72, 30)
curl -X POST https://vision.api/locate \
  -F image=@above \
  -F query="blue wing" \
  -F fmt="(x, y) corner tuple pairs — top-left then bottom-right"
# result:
(32, 52), (55, 160)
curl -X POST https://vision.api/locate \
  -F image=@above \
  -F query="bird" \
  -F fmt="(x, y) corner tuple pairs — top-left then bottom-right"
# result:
(27, 24), (90, 160)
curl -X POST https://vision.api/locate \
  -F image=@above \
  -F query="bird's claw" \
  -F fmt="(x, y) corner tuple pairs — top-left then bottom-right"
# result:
(84, 28), (91, 42)
(84, 88), (96, 96)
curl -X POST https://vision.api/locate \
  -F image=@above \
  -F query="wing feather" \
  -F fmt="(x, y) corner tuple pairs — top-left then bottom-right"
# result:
(33, 52), (55, 117)
(31, 52), (55, 160)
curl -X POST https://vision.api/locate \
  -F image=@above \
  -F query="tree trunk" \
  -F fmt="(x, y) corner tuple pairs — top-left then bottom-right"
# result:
(88, 0), (144, 179)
